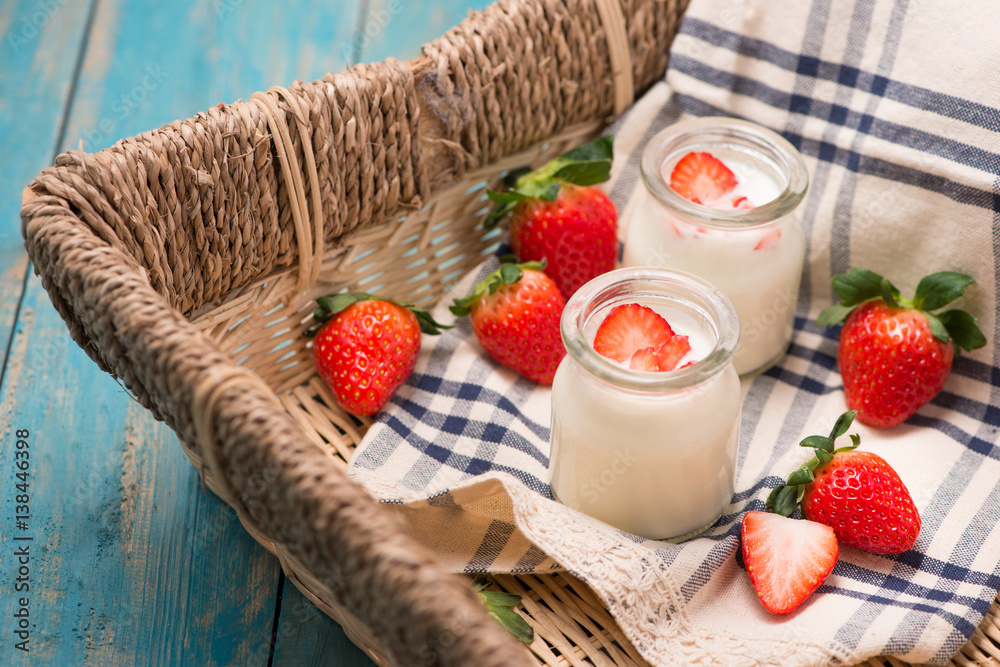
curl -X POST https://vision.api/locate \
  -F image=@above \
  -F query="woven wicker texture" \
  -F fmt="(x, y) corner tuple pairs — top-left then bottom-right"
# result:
(18, 0), (1000, 664)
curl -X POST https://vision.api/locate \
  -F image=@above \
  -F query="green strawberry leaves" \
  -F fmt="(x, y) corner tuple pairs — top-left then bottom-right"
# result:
(766, 411), (861, 518)
(472, 575), (534, 644)
(450, 259), (546, 317)
(913, 272), (975, 311)
(816, 268), (985, 351)
(484, 135), (614, 227)
(938, 309), (987, 350)
(304, 291), (450, 337)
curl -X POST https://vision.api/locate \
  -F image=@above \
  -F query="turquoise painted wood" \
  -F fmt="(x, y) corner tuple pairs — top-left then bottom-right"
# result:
(0, 0), (492, 665)
(0, 0), (93, 378)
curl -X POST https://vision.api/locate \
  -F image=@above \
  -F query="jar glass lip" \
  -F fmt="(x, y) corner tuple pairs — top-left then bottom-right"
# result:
(640, 116), (809, 228)
(561, 267), (740, 391)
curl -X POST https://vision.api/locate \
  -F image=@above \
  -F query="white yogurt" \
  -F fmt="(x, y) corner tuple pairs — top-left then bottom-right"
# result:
(621, 117), (809, 376)
(549, 268), (742, 540)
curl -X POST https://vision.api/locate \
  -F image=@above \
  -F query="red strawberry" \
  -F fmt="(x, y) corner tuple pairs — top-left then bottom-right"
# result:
(817, 269), (986, 428)
(628, 346), (660, 372)
(307, 293), (449, 416)
(654, 336), (692, 371)
(768, 411), (922, 554)
(450, 261), (566, 384)
(732, 195), (754, 210)
(486, 136), (618, 299)
(669, 152), (738, 205)
(593, 303), (691, 372)
(508, 185), (617, 299)
(741, 511), (838, 615)
(594, 303), (674, 362)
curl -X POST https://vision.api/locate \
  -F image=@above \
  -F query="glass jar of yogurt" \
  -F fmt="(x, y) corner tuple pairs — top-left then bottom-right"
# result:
(621, 117), (809, 376)
(549, 267), (741, 541)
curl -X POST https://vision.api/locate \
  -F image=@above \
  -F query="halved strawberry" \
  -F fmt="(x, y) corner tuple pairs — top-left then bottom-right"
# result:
(669, 152), (738, 205)
(593, 304), (675, 363)
(741, 511), (838, 615)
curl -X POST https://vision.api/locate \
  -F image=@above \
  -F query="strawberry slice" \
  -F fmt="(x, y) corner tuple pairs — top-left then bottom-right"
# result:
(669, 152), (738, 205)
(654, 335), (691, 371)
(627, 337), (692, 372)
(732, 195), (754, 210)
(628, 346), (660, 371)
(594, 304), (675, 363)
(741, 511), (838, 615)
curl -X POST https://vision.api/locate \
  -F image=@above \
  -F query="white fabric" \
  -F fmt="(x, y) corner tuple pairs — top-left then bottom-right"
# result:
(347, 1), (1000, 664)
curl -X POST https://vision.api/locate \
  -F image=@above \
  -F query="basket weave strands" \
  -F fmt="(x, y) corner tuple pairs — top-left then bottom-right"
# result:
(18, 0), (1000, 663)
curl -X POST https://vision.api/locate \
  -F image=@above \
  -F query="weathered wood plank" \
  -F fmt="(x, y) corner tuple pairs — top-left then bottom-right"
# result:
(271, 576), (378, 667)
(0, 282), (281, 665)
(0, 3), (97, 663)
(0, 0), (366, 665)
(0, 0), (93, 367)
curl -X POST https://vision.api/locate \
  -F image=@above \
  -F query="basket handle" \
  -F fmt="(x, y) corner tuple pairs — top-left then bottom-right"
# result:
(594, 0), (635, 116)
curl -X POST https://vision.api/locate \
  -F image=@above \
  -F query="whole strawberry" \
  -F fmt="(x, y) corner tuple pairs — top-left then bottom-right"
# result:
(306, 293), (448, 416)
(486, 136), (618, 299)
(450, 261), (566, 384)
(817, 269), (986, 428)
(768, 411), (921, 554)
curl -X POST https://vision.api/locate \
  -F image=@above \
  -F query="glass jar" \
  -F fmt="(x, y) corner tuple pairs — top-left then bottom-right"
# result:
(549, 267), (741, 541)
(621, 116), (809, 376)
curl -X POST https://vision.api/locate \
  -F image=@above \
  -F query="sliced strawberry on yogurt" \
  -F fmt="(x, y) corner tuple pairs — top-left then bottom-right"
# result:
(654, 335), (691, 371)
(595, 303), (691, 372)
(594, 303), (675, 363)
(628, 346), (661, 372)
(669, 152), (738, 206)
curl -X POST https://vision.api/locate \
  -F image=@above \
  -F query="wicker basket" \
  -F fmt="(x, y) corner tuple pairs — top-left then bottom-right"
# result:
(19, 0), (1000, 664)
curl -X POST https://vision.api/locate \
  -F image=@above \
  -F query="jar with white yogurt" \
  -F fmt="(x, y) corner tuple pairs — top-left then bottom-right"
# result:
(549, 268), (741, 541)
(621, 117), (809, 376)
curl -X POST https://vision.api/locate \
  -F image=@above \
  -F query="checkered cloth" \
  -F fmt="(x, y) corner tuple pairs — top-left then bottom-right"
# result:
(347, 1), (1000, 664)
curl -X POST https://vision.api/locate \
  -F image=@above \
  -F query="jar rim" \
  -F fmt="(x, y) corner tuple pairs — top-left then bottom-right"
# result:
(640, 116), (809, 228)
(561, 267), (740, 391)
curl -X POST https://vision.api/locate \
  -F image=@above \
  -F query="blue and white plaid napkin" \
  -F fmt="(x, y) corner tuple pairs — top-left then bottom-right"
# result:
(348, 1), (1000, 664)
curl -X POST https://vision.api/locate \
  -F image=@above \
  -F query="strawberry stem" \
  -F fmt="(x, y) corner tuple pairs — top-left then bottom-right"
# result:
(816, 268), (986, 351)
(304, 292), (451, 337)
(484, 135), (614, 227)
(766, 411), (860, 517)
(449, 259), (546, 317)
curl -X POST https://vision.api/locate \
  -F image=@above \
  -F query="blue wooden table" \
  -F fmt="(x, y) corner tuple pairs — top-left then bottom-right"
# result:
(0, 1), (488, 664)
